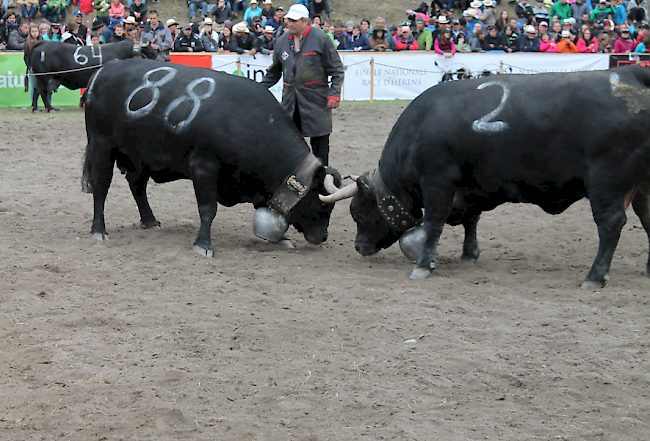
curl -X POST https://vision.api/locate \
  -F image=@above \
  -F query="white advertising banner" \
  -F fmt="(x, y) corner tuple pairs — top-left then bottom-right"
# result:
(211, 53), (282, 100)
(341, 53), (610, 101)
(210, 52), (610, 102)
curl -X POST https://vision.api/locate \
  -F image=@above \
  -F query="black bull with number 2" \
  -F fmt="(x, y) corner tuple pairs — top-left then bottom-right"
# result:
(82, 58), (341, 256)
(321, 65), (650, 289)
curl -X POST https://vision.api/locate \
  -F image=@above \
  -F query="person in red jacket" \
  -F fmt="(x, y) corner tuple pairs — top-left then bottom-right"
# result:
(395, 26), (419, 50)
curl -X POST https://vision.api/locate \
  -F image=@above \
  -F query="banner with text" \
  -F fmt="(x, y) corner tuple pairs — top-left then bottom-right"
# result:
(342, 53), (610, 101)
(0, 53), (82, 108)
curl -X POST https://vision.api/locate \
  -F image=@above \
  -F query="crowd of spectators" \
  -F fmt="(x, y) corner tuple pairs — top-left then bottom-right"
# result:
(2, 0), (650, 55)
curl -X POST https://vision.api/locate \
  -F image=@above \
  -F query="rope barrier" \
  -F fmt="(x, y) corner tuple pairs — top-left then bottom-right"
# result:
(30, 64), (104, 76)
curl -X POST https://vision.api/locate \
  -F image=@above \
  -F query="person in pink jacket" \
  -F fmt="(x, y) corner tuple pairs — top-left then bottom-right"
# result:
(434, 29), (456, 57)
(613, 26), (636, 53)
(539, 33), (557, 52)
(576, 28), (597, 53)
(108, 0), (125, 28)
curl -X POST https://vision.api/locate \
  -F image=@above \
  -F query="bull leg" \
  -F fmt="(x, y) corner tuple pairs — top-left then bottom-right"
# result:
(82, 136), (115, 241)
(86, 146), (115, 241)
(411, 187), (455, 279)
(582, 196), (628, 290)
(631, 182), (650, 278)
(126, 172), (161, 229)
(460, 212), (481, 263)
(191, 163), (219, 258)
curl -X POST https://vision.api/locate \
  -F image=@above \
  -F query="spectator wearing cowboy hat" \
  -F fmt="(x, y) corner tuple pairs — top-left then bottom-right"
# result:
(432, 15), (449, 40)
(62, 21), (86, 45)
(369, 25), (390, 51)
(123, 15), (139, 41)
(518, 24), (540, 50)
(260, 0), (274, 25)
(464, 8), (483, 36)
(231, 20), (256, 54)
(480, 0), (497, 26)
(556, 28), (578, 51)
(166, 17), (180, 42)
(254, 24), (275, 53)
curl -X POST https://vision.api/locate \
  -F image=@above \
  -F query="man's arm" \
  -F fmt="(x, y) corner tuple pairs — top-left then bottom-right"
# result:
(321, 35), (344, 105)
(261, 44), (282, 88)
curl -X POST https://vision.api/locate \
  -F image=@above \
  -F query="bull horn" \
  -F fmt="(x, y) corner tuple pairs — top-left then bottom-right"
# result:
(319, 181), (359, 203)
(323, 174), (339, 195)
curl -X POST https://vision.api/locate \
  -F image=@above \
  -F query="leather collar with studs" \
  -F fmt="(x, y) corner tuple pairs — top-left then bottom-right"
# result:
(371, 169), (422, 232)
(268, 153), (322, 218)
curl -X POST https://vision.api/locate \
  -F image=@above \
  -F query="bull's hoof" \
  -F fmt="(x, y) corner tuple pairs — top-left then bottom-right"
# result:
(92, 232), (109, 241)
(460, 254), (479, 264)
(194, 245), (214, 258)
(271, 238), (294, 249)
(410, 267), (431, 279)
(581, 276), (607, 291)
(140, 220), (161, 229)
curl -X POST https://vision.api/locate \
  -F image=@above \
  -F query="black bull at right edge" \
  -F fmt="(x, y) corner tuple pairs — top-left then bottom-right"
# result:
(321, 65), (650, 290)
(83, 59), (342, 256)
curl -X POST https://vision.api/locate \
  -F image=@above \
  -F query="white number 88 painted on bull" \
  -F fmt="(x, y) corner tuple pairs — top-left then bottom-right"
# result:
(125, 66), (177, 119)
(164, 77), (216, 134)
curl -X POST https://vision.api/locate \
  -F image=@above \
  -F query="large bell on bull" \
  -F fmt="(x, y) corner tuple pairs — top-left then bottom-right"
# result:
(253, 207), (290, 243)
(399, 226), (426, 263)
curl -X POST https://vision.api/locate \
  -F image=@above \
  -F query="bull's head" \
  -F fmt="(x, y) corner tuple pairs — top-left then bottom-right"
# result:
(134, 40), (158, 60)
(320, 172), (402, 256)
(289, 167), (342, 245)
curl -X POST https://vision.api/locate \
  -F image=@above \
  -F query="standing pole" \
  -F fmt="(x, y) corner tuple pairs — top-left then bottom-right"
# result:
(499, 61), (504, 75)
(370, 57), (375, 104)
(237, 58), (242, 77)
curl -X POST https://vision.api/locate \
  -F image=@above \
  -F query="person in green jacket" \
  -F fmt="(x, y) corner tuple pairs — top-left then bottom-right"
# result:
(590, 0), (615, 22)
(93, 0), (110, 26)
(549, 0), (572, 21)
(412, 16), (432, 50)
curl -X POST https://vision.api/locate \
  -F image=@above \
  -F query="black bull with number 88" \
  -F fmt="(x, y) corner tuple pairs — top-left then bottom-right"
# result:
(320, 66), (650, 289)
(82, 58), (341, 256)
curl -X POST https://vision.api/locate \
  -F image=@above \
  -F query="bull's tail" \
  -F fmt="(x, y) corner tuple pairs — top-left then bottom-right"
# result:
(81, 150), (93, 194)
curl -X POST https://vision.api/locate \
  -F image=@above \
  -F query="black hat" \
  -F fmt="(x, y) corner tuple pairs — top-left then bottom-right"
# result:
(91, 19), (104, 30)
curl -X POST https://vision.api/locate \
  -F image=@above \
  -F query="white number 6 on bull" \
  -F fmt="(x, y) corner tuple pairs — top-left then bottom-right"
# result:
(472, 81), (509, 133)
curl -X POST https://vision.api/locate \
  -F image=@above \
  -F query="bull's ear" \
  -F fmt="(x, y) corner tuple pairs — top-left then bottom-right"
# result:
(324, 166), (342, 188)
(356, 173), (373, 196)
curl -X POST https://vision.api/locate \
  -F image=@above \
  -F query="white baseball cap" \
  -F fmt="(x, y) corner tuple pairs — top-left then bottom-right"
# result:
(285, 3), (309, 20)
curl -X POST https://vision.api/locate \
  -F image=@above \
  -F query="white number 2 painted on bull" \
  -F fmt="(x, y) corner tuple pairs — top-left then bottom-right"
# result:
(125, 66), (177, 119)
(472, 81), (509, 133)
(164, 77), (216, 134)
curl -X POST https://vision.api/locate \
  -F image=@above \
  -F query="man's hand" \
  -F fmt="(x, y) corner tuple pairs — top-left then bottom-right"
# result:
(188, 47), (194, 52)
(249, 48), (257, 55)
(327, 98), (339, 109)
(151, 43), (159, 50)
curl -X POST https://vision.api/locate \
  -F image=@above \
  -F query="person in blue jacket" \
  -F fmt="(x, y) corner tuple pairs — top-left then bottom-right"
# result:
(346, 24), (370, 51)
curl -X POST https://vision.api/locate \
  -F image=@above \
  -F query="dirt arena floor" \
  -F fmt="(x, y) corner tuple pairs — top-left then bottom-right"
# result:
(1, 103), (649, 440)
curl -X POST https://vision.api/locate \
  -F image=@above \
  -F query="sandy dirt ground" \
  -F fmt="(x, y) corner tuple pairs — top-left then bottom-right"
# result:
(1, 103), (649, 441)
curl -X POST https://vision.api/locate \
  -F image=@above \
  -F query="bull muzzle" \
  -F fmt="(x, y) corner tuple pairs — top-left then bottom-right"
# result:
(319, 174), (359, 203)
